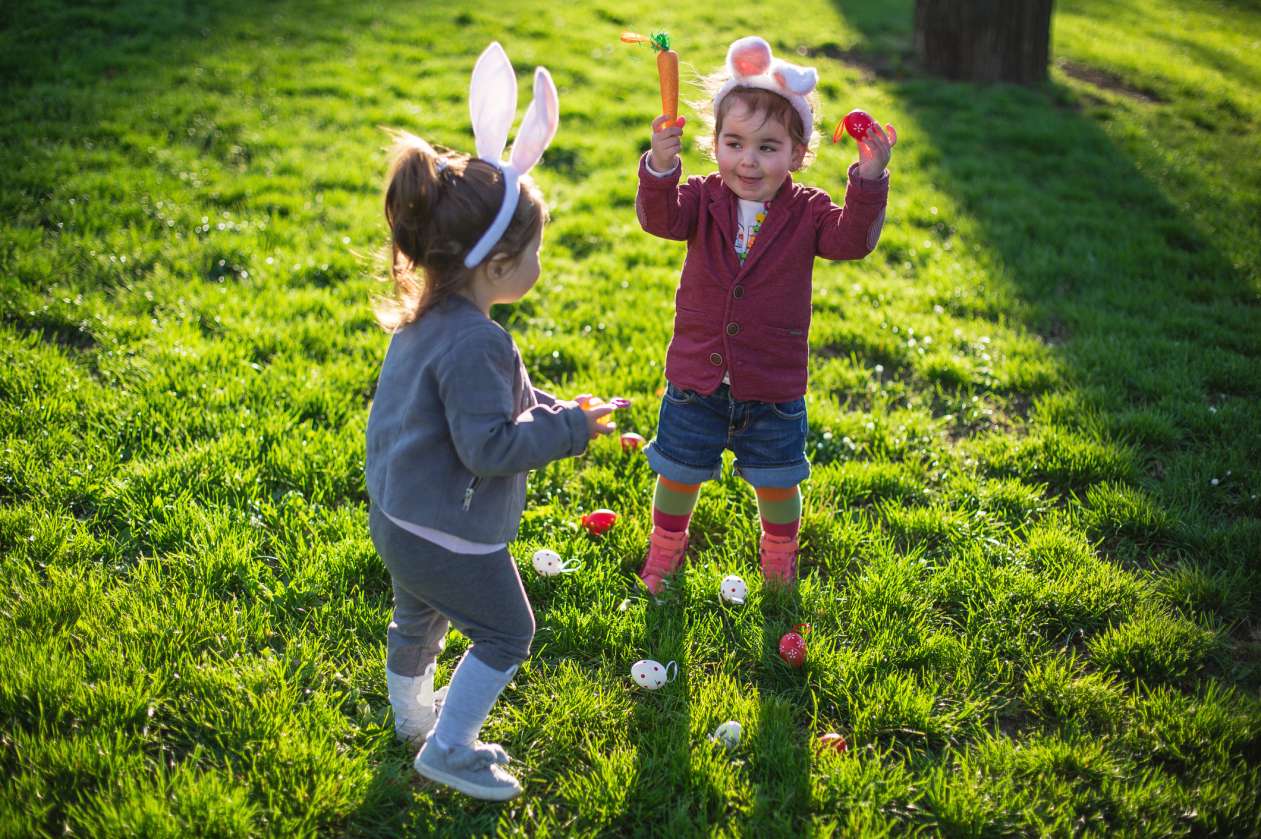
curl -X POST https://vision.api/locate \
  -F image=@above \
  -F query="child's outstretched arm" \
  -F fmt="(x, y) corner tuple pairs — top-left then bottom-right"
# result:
(635, 115), (701, 241)
(437, 326), (603, 477)
(533, 388), (620, 437)
(816, 120), (896, 260)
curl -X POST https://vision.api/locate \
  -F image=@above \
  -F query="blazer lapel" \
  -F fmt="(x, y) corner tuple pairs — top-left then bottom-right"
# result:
(706, 183), (742, 280)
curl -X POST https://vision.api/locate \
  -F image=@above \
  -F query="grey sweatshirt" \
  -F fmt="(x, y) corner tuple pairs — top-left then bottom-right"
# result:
(365, 294), (589, 544)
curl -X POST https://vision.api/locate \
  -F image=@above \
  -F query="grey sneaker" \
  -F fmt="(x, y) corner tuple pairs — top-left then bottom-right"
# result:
(395, 685), (449, 746)
(414, 738), (522, 801)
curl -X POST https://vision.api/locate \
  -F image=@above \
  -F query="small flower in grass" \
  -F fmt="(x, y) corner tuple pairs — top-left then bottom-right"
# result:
(1211, 478), (1219, 486)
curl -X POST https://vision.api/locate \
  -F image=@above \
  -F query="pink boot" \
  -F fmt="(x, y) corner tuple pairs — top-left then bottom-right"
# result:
(638, 526), (689, 594)
(760, 534), (798, 585)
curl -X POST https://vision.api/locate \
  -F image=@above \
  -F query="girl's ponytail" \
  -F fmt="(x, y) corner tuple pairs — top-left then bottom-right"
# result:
(385, 138), (445, 268)
(376, 131), (546, 330)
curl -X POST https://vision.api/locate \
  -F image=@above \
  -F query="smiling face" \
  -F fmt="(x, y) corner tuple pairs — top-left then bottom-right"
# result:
(714, 99), (806, 203)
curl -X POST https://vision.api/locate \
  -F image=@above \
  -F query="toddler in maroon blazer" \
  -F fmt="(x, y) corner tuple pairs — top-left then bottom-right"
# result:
(635, 35), (896, 594)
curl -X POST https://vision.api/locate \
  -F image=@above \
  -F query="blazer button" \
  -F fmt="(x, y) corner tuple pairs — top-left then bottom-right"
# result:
(709, 352), (723, 366)
(732, 285), (745, 299)
(726, 322), (740, 336)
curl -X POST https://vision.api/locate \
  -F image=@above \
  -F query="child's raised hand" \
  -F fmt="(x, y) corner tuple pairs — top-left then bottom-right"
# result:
(856, 122), (897, 180)
(649, 114), (687, 174)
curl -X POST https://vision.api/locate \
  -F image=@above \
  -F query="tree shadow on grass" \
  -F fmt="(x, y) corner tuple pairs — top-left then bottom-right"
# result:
(803, 0), (1261, 829)
(819, 0), (1260, 606)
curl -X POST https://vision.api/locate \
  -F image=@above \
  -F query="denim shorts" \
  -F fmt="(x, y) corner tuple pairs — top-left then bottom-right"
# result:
(644, 381), (810, 488)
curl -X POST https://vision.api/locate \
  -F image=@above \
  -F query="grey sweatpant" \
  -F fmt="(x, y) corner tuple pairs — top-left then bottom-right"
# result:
(369, 504), (535, 676)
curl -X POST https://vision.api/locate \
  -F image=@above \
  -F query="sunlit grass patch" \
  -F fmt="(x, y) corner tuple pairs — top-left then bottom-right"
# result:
(2, 0), (1259, 833)
(1089, 607), (1221, 684)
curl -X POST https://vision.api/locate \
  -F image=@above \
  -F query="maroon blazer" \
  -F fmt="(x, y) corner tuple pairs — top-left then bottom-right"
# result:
(636, 153), (889, 402)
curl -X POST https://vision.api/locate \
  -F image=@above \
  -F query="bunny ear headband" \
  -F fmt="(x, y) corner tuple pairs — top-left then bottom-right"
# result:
(461, 42), (559, 269)
(715, 36), (818, 145)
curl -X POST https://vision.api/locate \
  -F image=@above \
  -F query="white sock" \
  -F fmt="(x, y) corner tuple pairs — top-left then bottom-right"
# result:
(387, 662), (436, 735)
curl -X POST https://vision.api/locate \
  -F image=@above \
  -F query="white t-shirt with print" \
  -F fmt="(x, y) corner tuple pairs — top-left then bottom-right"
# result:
(727, 199), (769, 384)
(734, 199), (768, 264)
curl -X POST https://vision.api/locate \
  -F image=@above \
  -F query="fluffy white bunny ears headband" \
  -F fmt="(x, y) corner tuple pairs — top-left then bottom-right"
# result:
(460, 42), (559, 269)
(714, 36), (818, 145)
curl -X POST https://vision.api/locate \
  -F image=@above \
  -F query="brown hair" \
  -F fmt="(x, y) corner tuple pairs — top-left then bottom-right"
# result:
(692, 74), (821, 169)
(375, 130), (548, 330)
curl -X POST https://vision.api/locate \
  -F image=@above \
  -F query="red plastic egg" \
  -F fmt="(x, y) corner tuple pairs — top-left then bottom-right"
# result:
(832, 108), (874, 143)
(620, 432), (646, 451)
(818, 732), (848, 753)
(778, 623), (810, 668)
(581, 508), (618, 535)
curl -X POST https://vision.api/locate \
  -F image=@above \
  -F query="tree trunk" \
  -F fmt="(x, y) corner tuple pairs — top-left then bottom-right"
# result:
(914, 0), (1054, 84)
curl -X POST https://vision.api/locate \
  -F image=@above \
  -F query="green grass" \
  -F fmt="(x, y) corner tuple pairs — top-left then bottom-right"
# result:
(2, 0), (1260, 834)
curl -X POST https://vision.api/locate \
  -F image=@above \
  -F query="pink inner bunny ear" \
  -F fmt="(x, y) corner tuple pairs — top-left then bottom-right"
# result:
(469, 42), (518, 162)
(727, 36), (773, 78)
(508, 67), (559, 174)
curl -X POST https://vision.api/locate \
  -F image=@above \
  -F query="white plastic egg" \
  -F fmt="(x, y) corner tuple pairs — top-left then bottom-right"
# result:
(532, 549), (582, 577)
(630, 658), (677, 690)
(711, 720), (742, 749)
(719, 574), (748, 605)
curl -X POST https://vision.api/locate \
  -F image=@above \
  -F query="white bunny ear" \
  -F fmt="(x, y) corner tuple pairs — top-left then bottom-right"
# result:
(509, 67), (559, 174)
(727, 36), (772, 78)
(469, 42), (518, 162)
(772, 62), (818, 96)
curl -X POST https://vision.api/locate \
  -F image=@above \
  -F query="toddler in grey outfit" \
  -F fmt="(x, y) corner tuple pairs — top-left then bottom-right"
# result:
(365, 44), (617, 801)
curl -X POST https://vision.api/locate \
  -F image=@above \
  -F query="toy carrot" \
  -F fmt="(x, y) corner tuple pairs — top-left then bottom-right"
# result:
(621, 31), (678, 127)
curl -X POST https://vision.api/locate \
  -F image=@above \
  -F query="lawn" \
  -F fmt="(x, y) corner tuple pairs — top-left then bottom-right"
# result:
(2, 0), (1259, 835)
